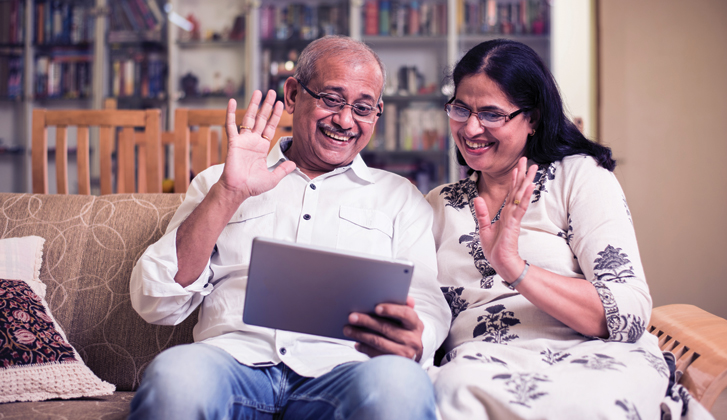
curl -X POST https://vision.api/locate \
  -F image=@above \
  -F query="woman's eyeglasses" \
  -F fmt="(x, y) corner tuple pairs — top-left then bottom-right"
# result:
(297, 79), (382, 124)
(445, 103), (530, 128)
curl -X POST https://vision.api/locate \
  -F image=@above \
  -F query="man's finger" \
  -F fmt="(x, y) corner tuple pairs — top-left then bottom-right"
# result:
(225, 98), (239, 140)
(373, 303), (420, 331)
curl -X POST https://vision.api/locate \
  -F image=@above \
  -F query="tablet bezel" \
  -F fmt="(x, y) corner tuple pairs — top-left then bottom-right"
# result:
(243, 237), (414, 341)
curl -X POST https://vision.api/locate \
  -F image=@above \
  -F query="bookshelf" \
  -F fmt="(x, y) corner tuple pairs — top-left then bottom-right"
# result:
(107, 0), (168, 110)
(354, 0), (551, 191)
(0, 0), (558, 194)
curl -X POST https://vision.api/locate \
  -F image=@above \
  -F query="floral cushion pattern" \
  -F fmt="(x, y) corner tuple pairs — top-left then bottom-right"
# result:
(0, 278), (76, 366)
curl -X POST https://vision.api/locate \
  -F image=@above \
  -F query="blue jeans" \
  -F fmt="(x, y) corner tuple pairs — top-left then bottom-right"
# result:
(128, 343), (437, 420)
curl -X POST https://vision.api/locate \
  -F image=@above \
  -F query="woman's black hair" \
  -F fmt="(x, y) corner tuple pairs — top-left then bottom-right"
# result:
(451, 39), (615, 171)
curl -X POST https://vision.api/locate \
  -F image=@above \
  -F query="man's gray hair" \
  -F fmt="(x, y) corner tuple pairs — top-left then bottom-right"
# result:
(294, 35), (386, 101)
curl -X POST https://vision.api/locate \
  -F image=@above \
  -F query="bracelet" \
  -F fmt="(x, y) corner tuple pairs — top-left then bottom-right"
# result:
(504, 260), (530, 290)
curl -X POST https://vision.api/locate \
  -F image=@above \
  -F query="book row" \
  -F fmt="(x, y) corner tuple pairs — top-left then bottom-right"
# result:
(260, 3), (350, 41)
(0, 56), (23, 99)
(34, 1), (96, 45)
(35, 53), (92, 99)
(457, 0), (550, 36)
(109, 0), (165, 34)
(364, 0), (448, 37)
(110, 54), (166, 99)
(0, 0), (25, 45)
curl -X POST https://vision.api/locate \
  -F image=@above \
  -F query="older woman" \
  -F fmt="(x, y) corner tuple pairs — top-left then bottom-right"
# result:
(425, 39), (709, 419)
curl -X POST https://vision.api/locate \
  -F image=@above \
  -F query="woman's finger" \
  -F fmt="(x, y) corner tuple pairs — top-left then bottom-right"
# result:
(473, 197), (491, 228)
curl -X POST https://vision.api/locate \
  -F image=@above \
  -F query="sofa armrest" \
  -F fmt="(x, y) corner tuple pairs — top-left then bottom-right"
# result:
(649, 304), (727, 411)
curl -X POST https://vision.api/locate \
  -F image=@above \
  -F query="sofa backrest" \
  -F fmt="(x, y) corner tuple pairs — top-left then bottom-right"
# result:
(0, 193), (197, 391)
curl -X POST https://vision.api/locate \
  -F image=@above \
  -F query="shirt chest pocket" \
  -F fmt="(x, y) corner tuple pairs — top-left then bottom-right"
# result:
(218, 202), (276, 264)
(336, 206), (394, 258)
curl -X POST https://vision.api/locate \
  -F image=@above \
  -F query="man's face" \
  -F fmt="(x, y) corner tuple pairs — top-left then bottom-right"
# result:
(284, 57), (383, 178)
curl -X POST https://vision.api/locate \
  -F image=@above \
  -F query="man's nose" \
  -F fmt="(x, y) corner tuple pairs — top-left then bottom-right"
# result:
(332, 105), (356, 129)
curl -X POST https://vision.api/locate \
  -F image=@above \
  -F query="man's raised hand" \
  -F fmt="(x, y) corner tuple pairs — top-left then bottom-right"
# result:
(218, 90), (296, 203)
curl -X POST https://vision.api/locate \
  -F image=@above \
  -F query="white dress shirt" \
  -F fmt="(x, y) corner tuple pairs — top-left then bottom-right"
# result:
(130, 138), (451, 378)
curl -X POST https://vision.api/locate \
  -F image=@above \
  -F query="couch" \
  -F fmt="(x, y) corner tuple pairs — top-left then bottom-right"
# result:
(0, 192), (725, 419)
(0, 193), (196, 419)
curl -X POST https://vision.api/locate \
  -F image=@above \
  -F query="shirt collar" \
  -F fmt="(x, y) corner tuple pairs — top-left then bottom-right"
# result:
(267, 137), (375, 184)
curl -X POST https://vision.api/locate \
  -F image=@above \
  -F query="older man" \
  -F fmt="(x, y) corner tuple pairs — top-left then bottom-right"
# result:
(128, 36), (450, 420)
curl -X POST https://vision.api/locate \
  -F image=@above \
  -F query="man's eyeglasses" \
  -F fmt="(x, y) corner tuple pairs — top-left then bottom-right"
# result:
(297, 79), (382, 124)
(444, 103), (530, 128)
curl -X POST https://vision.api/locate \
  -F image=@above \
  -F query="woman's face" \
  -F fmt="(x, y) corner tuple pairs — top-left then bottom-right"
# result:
(450, 73), (537, 180)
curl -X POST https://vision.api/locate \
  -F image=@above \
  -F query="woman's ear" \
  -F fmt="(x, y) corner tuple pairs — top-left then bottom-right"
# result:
(529, 109), (541, 130)
(283, 77), (298, 113)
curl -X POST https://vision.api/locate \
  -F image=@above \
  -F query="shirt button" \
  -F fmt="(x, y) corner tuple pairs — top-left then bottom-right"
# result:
(279, 347), (287, 355)
(303, 214), (311, 220)
(310, 184), (316, 190)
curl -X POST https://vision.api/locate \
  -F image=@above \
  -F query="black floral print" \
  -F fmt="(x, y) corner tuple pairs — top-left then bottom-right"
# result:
(570, 353), (626, 371)
(492, 372), (550, 408)
(615, 399), (642, 420)
(472, 304), (520, 343)
(540, 349), (571, 365)
(0, 279), (77, 368)
(458, 233), (497, 288)
(593, 280), (646, 342)
(594, 245), (635, 283)
(591, 244), (645, 342)
(557, 213), (574, 247)
(531, 163), (556, 203)
(462, 352), (508, 366)
(441, 287), (469, 320)
(631, 348), (669, 378)
(441, 178), (476, 210)
(440, 175), (501, 288)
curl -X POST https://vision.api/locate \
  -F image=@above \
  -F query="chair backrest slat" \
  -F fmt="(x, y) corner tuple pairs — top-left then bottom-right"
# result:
(77, 126), (91, 195)
(118, 127), (135, 193)
(55, 126), (68, 194)
(99, 125), (114, 195)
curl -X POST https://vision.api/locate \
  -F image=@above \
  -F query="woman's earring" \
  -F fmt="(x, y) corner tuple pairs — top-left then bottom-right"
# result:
(530, 129), (536, 136)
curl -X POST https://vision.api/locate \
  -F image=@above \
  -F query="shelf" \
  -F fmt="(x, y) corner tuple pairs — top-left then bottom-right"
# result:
(362, 35), (448, 47)
(177, 40), (245, 49)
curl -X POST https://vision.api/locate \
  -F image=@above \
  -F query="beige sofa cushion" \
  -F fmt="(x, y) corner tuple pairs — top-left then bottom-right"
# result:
(0, 193), (197, 392)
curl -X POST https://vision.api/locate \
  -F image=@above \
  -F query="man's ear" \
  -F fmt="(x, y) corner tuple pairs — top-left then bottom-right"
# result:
(283, 77), (298, 113)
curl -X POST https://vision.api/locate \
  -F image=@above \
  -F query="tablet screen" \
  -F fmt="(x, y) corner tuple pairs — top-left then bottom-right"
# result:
(243, 237), (414, 340)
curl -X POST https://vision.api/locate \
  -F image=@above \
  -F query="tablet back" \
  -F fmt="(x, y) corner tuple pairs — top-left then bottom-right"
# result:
(243, 237), (414, 341)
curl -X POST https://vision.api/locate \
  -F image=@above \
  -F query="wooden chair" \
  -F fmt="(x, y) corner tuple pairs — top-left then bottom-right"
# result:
(32, 108), (163, 195)
(649, 304), (727, 411)
(172, 108), (293, 193)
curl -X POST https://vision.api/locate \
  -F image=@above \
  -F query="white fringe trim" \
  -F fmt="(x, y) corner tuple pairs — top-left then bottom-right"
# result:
(0, 361), (116, 403)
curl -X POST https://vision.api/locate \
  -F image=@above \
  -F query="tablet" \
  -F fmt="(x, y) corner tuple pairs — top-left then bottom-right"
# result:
(243, 237), (414, 341)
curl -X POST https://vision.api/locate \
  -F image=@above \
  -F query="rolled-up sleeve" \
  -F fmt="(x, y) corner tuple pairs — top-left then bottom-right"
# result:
(129, 166), (221, 325)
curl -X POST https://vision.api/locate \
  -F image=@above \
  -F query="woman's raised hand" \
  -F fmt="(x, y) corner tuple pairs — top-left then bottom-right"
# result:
(473, 156), (538, 283)
(218, 90), (296, 203)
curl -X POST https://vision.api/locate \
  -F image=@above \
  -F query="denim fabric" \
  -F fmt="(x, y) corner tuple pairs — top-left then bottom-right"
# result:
(129, 343), (436, 420)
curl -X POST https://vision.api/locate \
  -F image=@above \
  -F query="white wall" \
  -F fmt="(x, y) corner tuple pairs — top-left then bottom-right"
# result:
(552, 0), (596, 139)
(600, 0), (727, 320)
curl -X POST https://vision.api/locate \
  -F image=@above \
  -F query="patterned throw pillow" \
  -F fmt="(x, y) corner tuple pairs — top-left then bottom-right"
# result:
(0, 236), (115, 403)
